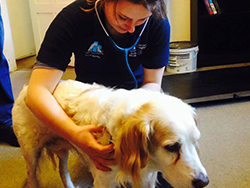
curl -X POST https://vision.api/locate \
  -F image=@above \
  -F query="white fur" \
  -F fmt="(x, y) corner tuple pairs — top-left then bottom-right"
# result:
(13, 80), (209, 188)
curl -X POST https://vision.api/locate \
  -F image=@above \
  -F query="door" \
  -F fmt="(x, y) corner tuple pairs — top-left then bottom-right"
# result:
(6, 0), (36, 60)
(29, 0), (75, 65)
(1, 0), (16, 72)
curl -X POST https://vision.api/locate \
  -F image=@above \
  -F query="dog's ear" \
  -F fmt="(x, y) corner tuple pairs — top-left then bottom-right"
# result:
(115, 102), (153, 186)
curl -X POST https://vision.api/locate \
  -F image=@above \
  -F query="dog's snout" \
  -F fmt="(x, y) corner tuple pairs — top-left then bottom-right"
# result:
(192, 173), (209, 188)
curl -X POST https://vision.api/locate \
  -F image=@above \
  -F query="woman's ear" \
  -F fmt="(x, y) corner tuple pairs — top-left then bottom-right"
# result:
(115, 103), (153, 187)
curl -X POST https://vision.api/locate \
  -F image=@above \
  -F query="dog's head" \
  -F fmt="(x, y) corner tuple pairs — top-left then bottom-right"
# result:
(114, 94), (209, 188)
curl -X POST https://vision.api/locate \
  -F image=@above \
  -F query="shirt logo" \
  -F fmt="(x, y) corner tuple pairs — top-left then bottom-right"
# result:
(85, 41), (104, 58)
(128, 44), (147, 57)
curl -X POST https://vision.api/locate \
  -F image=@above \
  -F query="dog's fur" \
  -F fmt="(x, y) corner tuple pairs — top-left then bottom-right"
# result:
(13, 80), (209, 188)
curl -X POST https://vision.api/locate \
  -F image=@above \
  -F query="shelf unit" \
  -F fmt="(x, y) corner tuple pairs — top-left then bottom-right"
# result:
(191, 0), (250, 68)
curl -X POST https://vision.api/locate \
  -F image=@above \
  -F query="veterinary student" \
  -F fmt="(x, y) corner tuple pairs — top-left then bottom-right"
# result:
(26, 0), (171, 184)
(0, 4), (19, 147)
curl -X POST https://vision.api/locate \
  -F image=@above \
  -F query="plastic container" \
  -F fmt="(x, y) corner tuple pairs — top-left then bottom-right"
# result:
(167, 41), (199, 74)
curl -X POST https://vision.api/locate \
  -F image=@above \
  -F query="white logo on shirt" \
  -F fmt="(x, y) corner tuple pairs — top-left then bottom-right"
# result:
(128, 44), (147, 57)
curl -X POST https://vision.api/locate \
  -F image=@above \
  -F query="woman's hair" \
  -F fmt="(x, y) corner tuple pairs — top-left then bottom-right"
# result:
(85, 0), (167, 19)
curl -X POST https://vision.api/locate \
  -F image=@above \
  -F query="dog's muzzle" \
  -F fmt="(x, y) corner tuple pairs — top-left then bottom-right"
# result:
(192, 173), (209, 188)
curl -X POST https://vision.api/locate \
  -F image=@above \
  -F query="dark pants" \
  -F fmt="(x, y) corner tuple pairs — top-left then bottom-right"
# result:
(0, 5), (14, 129)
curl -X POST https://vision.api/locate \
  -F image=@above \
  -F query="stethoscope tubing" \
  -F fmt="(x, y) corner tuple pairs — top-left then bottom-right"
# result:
(94, 0), (149, 89)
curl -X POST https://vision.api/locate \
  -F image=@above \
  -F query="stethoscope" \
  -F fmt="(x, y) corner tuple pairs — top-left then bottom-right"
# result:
(94, 0), (149, 89)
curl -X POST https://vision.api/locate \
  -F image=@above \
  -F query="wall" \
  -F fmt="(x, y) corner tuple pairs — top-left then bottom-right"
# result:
(168, 0), (191, 42)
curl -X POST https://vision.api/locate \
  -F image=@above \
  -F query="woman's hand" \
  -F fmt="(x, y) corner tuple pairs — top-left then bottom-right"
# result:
(141, 67), (165, 92)
(72, 124), (116, 171)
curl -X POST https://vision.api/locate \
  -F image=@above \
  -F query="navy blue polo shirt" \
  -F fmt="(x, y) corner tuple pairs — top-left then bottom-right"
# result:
(37, 0), (170, 89)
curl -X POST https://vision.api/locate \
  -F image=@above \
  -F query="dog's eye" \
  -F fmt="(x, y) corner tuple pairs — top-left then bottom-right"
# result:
(164, 143), (181, 153)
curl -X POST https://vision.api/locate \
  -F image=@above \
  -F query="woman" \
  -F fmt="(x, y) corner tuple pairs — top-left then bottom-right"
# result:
(26, 0), (171, 185)
(0, 4), (19, 147)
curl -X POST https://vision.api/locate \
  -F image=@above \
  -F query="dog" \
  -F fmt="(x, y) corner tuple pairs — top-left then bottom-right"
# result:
(13, 80), (209, 188)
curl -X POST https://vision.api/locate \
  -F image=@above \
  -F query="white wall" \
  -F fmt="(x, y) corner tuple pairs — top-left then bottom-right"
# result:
(6, 0), (36, 59)
(1, 0), (16, 72)
(167, 0), (191, 42)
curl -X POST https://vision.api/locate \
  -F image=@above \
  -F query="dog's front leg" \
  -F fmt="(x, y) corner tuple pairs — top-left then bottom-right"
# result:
(92, 176), (117, 188)
(143, 172), (158, 188)
(91, 167), (118, 188)
(57, 149), (75, 188)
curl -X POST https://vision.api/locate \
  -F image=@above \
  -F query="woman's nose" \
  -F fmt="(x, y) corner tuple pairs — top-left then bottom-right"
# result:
(125, 21), (135, 33)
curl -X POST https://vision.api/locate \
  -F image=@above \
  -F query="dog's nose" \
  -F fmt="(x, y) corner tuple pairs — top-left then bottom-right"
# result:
(192, 173), (209, 188)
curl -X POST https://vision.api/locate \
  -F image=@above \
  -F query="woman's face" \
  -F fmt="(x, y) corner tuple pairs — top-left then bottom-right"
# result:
(104, 0), (152, 34)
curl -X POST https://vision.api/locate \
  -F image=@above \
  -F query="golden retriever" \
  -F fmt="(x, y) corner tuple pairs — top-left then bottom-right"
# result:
(13, 80), (209, 188)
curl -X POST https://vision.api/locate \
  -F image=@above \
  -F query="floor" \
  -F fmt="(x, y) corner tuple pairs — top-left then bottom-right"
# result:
(1, 56), (250, 188)
(10, 56), (76, 100)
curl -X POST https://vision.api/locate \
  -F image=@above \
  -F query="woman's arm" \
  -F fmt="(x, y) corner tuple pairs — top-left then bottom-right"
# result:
(141, 66), (165, 92)
(26, 68), (115, 171)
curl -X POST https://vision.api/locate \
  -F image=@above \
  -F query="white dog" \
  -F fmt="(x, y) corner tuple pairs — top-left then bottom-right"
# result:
(13, 80), (209, 188)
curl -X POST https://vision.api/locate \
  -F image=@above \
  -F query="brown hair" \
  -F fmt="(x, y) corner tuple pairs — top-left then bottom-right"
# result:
(85, 0), (167, 19)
